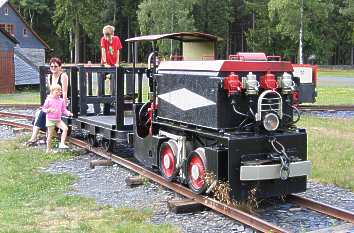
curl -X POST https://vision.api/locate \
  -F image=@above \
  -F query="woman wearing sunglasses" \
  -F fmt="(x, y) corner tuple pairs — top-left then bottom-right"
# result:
(100, 25), (123, 67)
(26, 57), (69, 146)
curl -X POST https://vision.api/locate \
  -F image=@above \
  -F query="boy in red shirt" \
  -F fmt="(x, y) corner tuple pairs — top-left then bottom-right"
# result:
(100, 25), (122, 67)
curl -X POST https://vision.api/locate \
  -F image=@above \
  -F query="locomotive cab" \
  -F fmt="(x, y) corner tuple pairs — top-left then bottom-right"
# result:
(127, 32), (311, 201)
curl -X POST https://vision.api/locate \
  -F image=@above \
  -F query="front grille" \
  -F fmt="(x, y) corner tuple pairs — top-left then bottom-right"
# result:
(256, 90), (283, 121)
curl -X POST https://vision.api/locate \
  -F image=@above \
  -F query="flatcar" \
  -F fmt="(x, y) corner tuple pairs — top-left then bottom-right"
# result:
(40, 32), (311, 201)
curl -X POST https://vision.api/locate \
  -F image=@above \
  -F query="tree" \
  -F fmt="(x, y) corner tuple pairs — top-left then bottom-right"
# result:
(192, 0), (233, 58)
(243, 0), (275, 55)
(268, 0), (334, 64)
(99, 0), (142, 62)
(340, 0), (354, 65)
(53, 0), (106, 63)
(137, 0), (197, 56)
(10, 0), (50, 27)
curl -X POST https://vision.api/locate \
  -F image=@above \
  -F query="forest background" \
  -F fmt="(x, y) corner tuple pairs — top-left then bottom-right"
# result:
(9, 0), (354, 65)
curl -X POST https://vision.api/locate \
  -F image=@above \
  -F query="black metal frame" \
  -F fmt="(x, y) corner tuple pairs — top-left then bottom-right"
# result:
(40, 65), (146, 131)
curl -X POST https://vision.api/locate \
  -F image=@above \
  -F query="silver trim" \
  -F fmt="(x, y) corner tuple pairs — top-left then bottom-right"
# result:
(240, 161), (311, 181)
(256, 90), (283, 121)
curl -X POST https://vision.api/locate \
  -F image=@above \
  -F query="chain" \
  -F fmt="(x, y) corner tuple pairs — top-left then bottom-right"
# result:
(269, 137), (290, 180)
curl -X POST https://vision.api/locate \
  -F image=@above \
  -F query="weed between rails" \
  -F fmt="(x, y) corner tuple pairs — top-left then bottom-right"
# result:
(204, 172), (260, 213)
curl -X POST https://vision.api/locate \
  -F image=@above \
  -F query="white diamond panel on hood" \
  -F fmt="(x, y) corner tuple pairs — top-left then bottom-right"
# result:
(158, 88), (216, 111)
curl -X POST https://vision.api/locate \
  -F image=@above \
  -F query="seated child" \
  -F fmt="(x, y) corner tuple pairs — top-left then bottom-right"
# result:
(42, 84), (73, 153)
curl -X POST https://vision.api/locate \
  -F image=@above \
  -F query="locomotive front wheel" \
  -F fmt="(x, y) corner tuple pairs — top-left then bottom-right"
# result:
(159, 140), (178, 181)
(187, 148), (207, 194)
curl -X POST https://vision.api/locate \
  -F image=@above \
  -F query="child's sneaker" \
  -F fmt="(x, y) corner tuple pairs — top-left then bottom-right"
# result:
(58, 143), (69, 149)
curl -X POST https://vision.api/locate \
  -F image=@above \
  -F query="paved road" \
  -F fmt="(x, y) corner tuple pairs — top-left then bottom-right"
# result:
(318, 76), (354, 87)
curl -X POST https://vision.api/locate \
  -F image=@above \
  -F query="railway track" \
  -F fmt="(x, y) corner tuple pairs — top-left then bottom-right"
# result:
(299, 105), (354, 112)
(0, 112), (353, 233)
(0, 104), (40, 109)
(0, 111), (33, 120)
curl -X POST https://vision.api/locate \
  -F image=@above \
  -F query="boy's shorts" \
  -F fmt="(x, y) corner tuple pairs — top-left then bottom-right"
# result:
(46, 119), (59, 127)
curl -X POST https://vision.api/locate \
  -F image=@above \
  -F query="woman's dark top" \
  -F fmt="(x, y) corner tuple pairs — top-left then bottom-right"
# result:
(49, 73), (64, 93)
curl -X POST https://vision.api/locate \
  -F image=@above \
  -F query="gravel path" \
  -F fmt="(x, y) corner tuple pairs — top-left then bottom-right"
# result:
(1, 119), (353, 233)
(318, 76), (354, 87)
(303, 111), (354, 119)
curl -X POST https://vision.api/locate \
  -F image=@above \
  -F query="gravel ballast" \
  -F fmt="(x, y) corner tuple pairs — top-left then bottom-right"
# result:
(0, 123), (353, 233)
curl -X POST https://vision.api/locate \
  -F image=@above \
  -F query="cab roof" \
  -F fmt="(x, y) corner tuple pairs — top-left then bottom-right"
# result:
(126, 32), (222, 43)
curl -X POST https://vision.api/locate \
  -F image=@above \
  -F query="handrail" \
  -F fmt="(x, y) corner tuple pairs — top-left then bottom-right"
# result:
(39, 65), (148, 129)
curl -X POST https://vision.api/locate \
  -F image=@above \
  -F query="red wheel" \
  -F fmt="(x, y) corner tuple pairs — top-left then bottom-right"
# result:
(187, 148), (207, 194)
(159, 140), (178, 181)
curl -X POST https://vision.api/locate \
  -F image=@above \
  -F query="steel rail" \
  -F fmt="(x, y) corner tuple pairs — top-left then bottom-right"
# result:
(0, 117), (288, 232)
(0, 111), (33, 120)
(299, 105), (354, 112)
(68, 137), (289, 233)
(0, 104), (40, 109)
(3, 118), (354, 231)
(0, 119), (31, 128)
(288, 194), (354, 224)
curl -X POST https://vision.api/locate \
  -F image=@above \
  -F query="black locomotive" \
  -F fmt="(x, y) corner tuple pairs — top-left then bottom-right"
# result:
(40, 32), (311, 201)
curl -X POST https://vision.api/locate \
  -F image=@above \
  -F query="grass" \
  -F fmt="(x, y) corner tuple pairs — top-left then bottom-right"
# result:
(298, 116), (354, 191)
(0, 137), (178, 233)
(0, 90), (39, 104)
(318, 69), (354, 78)
(312, 87), (354, 105)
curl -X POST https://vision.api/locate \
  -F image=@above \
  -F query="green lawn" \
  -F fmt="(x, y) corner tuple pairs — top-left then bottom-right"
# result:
(0, 90), (40, 104)
(313, 87), (354, 105)
(298, 116), (354, 191)
(318, 69), (354, 78)
(0, 138), (178, 233)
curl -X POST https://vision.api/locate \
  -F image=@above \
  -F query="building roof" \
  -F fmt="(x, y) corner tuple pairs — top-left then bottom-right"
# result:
(0, 27), (18, 44)
(1, 0), (50, 49)
(0, 0), (6, 8)
(126, 32), (223, 43)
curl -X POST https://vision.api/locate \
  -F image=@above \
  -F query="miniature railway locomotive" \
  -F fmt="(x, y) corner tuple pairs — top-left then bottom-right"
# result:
(129, 33), (311, 200)
(41, 32), (311, 201)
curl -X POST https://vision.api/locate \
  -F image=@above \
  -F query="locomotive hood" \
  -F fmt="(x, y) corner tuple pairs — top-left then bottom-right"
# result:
(158, 60), (294, 75)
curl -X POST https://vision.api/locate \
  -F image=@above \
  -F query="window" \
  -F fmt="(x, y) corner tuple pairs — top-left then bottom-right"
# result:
(23, 28), (28, 37)
(4, 7), (9, 15)
(0, 24), (15, 35)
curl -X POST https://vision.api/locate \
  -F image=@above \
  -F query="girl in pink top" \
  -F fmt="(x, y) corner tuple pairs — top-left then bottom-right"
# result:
(42, 84), (73, 153)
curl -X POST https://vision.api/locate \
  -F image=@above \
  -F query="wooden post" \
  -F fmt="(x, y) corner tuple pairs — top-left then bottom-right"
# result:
(137, 70), (143, 103)
(89, 159), (113, 169)
(78, 65), (87, 115)
(39, 66), (48, 105)
(70, 66), (78, 117)
(87, 70), (93, 96)
(125, 176), (146, 187)
(115, 67), (124, 130)
(167, 199), (207, 214)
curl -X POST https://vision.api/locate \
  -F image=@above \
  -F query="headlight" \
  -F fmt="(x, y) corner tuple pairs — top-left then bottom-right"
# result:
(263, 113), (279, 131)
